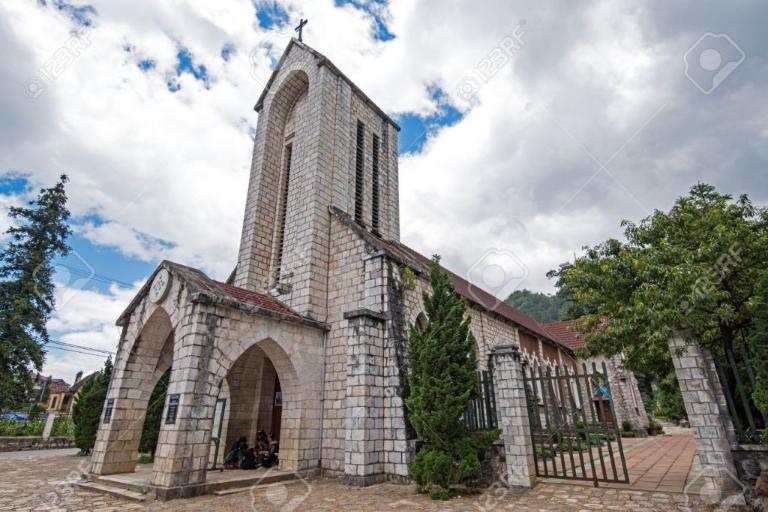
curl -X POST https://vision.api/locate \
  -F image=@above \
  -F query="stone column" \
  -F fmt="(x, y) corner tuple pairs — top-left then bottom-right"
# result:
(342, 309), (385, 485)
(668, 333), (740, 498)
(342, 254), (387, 485)
(491, 344), (537, 488)
(606, 354), (649, 435)
(150, 311), (220, 497)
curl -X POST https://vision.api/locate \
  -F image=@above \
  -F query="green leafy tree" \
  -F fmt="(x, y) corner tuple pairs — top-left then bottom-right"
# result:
(139, 369), (169, 455)
(505, 289), (571, 323)
(406, 257), (498, 499)
(747, 274), (768, 415)
(73, 357), (112, 454)
(548, 184), (768, 380)
(651, 373), (687, 422)
(0, 176), (71, 410)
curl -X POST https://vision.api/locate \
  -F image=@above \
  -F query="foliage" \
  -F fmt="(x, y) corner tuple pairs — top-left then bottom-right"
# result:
(137, 454), (154, 464)
(762, 428), (768, 446)
(139, 369), (169, 454)
(406, 256), (499, 498)
(621, 420), (632, 432)
(548, 183), (768, 380)
(0, 176), (71, 410)
(72, 358), (112, 454)
(747, 274), (768, 415)
(401, 265), (417, 292)
(647, 418), (664, 436)
(0, 418), (44, 436)
(0, 415), (73, 437)
(652, 374), (687, 423)
(505, 289), (571, 323)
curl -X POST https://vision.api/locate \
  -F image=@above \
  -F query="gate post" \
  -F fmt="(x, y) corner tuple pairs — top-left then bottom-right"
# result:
(668, 333), (741, 501)
(491, 344), (537, 488)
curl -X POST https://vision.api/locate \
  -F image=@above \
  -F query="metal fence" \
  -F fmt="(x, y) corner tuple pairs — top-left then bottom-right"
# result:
(523, 362), (629, 486)
(463, 370), (498, 432)
(714, 347), (766, 444)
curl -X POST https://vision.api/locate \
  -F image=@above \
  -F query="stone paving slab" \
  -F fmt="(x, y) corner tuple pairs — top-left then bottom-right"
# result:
(0, 450), (713, 511)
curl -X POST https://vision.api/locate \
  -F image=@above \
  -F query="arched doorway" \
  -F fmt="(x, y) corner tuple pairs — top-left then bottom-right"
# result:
(218, 338), (302, 472)
(90, 306), (176, 476)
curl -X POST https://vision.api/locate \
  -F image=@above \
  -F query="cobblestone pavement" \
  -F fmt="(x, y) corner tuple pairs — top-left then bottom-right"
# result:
(0, 451), (713, 511)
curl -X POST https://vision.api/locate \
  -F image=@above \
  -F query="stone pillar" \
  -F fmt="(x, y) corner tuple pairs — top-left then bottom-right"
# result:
(150, 312), (220, 496)
(42, 411), (56, 440)
(668, 333), (740, 498)
(342, 309), (385, 485)
(342, 254), (387, 485)
(606, 354), (649, 435)
(491, 344), (537, 488)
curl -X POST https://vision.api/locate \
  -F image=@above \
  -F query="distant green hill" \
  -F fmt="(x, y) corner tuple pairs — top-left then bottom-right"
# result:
(505, 289), (570, 323)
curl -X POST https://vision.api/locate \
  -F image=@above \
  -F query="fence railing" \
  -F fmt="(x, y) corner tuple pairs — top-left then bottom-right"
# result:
(463, 370), (498, 432)
(714, 347), (766, 443)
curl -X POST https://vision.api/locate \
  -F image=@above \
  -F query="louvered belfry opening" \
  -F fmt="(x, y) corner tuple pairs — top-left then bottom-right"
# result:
(371, 133), (381, 235)
(273, 142), (293, 283)
(354, 120), (365, 224)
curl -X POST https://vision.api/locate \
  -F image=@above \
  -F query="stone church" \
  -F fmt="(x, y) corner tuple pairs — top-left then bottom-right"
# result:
(89, 39), (647, 498)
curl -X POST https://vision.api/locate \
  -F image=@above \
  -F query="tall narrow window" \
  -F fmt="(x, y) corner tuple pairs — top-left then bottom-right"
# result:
(354, 121), (365, 224)
(274, 143), (293, 282)
(371, 134), (380, 235)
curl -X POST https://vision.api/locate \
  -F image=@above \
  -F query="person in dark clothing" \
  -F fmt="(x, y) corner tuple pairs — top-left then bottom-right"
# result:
(241, 448), (257, 470)
(259, 432), (279, 468)
(224, 436), (248, 469)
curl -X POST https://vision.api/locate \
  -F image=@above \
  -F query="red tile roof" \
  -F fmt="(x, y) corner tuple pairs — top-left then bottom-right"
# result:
(543, 320), (587, 350)
(371, 238), (557, 344)
(213, 281), (298, 318)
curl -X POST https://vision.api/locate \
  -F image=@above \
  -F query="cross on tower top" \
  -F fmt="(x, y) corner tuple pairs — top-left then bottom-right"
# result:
(295, 18), (308, 42)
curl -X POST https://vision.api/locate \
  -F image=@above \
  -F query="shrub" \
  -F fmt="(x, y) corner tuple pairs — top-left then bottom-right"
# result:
(137, 454), (154, 464)
(647, 418), (664, 436)
(411, 448), (453, 499)
(762, 429), (768, 446)
(406, 258), (499, 498)
(0, 418), (44, 436)
(621, 420), (632, 432)
(73, 359), (112, 454)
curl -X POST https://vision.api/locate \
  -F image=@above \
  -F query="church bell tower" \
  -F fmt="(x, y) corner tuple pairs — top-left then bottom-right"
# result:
(234, 39), (400, 319)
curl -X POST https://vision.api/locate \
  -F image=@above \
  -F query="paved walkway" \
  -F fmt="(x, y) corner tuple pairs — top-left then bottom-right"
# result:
(0, 449), (709, 511)
(542, 431), (697, 494)
(0, 448), (79, 460)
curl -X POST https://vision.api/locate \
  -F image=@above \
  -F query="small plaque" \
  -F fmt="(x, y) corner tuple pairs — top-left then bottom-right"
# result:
(165, 394), (180, 424)
(103, 399), (114, 424)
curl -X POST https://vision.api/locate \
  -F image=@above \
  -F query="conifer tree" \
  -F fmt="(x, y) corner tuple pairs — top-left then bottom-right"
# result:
(0, 176), (71, 410)
(139, 369), (169, 455)
(406, 256), (498, 499)
(73, 357), (112, 454)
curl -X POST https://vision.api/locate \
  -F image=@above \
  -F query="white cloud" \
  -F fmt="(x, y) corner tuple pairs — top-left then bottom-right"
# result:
(43, 281), (143, 381)
(1, 0), (766, 384)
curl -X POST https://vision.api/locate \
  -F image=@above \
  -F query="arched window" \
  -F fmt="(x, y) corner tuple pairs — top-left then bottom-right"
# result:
(415, 312), (427, 333)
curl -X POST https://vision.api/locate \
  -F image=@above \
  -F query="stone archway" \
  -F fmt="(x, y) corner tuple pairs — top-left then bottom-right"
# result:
(91, 306), (177, 475)
(217, 337), (304, 472)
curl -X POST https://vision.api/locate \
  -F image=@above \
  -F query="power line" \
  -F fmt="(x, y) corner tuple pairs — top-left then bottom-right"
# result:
(47, 339), (115, 355)
(47, 346), (110, 358)
(55, 262), (136, 288)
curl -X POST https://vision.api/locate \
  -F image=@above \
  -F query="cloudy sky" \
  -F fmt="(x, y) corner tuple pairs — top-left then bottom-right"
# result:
(1, 0), (766, 381)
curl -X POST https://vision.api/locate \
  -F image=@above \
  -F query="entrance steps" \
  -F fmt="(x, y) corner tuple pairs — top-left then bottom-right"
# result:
(74, 480), (148, 502)
(75, 468), (302, 501)
(211, 471), (298, 496)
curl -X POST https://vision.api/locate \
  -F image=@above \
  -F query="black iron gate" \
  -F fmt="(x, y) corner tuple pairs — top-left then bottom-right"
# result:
(523, 361), (629, 486)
